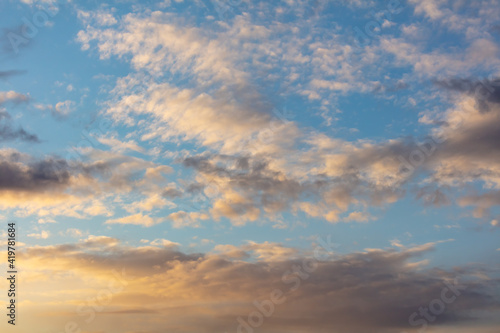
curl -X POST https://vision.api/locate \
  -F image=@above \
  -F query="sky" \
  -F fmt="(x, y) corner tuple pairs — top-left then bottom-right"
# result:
(0, 0), (499, 332)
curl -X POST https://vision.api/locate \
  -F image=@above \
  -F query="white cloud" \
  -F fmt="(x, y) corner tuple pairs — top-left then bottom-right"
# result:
(97, 135), (145, 153)
(27, 230), (50, 239)
(0, 91), (29, 105)
(150, 238), (180, 248)
(38, 217), (56, 224)
(105, 213), (163, 227)
(77, 9), (117, 27)
(54, 100), (75, 116)
(64, 228), (85, 238)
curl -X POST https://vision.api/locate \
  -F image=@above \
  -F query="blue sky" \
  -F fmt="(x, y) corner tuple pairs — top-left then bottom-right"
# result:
(1, 1), (500, 333)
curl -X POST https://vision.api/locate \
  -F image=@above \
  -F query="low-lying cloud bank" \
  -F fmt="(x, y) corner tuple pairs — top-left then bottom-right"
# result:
(18, 238), (500, 333)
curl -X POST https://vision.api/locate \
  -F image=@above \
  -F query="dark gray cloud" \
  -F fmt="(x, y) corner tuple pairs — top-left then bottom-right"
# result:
(0, 150), (114, 194)
(162, 187), (183, 198)
(0, 24), (33, 55)
(0, 111), (39, 142)
(0, 69), (26, 79)
(440, 113), (500, 158)
(0, 157), (70, 191)
(435, 77), (500, 112)
(186, 182), (205, 194)
(490, 25), (500, 34)
(0, 110), (10, 120)
(0, 123), (39, 142)
(414, 186), (451, 207)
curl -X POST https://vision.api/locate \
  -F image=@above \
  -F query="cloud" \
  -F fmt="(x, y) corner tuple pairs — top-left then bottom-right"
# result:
(212, 244), (250, 259)
(27, 230), (50, 239)
(17, 238), (500, 333)
(0, 148), (175, 221)
(183, 154), (309, 224)
(0, 70), (26, 79)
(38, 217), (56, 224)
(5, 4), (500, 331)
(394, 78), (500, 218)
(434, 77), (500, 112)
(97, 135), (145, 153)
(149, 238), (180, 248)
(0, 152), (70, 192)
(34, 100), (77, 119)
(166, 210), (209, 228)
(54, 100), (76, 117)
(409, 0), (445, 20)
(71, 11), (412, 225)
(0, 121), (39, 142)
(161, 186), (182, 199)
(77, 9), (117, 27)
(343, 211), (373, 222)
(20, 235), (199, 276)
(125, 193), (174, 213)
(379, 37), (500, 77)
(408, 0), (500, 39)
(72, 4), (500, 227)
(0, 90), (30, 105)
(458, 191), (500, 218)
(213, 241), (302, 262)
(241, 241), (299, 262)
(415, 186), (451, 207)
(105, 213), (163, 227)
(180, 144), (411, 225)
(64, 228), (85, 238)
(420, 92), (500, 195)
